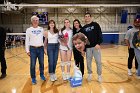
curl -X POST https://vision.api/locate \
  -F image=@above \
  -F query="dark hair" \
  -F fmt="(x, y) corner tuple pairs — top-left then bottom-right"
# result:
(127, 25), (133, 30)
(61, 19), (71, 32)
(73, 19), (82, 35)
(85, 12), (91, 17)
(48, 20), (58, 33)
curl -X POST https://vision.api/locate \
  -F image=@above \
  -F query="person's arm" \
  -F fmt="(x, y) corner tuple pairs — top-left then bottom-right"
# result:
(132, 32), (137, 48)
(44, 37), (48, 55)
(25, 29), (30, 56)
(96, 23), (103, 45)
(125, 39), (130, 48)
(43, 30), (48, 55)
(124, 30), (130, 48)
(95, 23), (103, 49)
(0, 27), (6, 47)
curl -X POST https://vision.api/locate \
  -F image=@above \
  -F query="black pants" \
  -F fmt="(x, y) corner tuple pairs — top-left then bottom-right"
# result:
(128, 48), (138, 69)
(0, 47), (7, 75)
(73, 48), (84, 76)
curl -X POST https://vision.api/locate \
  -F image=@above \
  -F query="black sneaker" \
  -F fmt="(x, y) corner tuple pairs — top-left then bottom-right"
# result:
(0, 74), (7, 79)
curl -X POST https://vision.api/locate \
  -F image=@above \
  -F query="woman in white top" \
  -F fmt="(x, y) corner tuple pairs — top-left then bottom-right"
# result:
(59, 19), (73, 80)
(44, 20), (59, 82)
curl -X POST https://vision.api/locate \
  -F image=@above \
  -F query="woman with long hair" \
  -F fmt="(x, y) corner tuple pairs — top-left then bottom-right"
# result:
(44, 20), (59, 82)
(59, 19), (73, 80)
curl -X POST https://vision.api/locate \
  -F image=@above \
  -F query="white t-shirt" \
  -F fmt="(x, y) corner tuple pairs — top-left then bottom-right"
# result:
(125, 27), (139, 48)
(25, 26), (44, 53)
(59, 29), (73, 50)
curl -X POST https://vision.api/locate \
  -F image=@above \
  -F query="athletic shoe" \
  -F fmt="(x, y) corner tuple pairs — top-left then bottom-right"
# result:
(40, 75), (46, 81)
(128, 69), (132, 76)
(50, 74), (55, 82)
(136, 69), (138, 75)
(137, 76), (140, 79)
(98, 75), (102, 83)
(0, 74), (7, 79)
(32, 78), (37, 85)
(66, 73), (70, 80)
(53, 74), (57, 81)
(62, 72), (67, 81)
(87, 74), (92, 81)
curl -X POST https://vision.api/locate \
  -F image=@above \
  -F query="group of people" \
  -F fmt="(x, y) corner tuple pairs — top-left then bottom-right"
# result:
(1, 12), (140, 86)
(125, 18), (140, 78)
(25, 12), (103, 84)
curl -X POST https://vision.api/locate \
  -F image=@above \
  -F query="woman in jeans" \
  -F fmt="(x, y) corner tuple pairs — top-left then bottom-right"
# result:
(44, 20), (59, 82)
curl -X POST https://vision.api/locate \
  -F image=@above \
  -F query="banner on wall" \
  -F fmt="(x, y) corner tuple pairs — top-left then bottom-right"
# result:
(121, 10), (128, 24)
(32, 12), (48, 25)
(136, 13), (140, 19)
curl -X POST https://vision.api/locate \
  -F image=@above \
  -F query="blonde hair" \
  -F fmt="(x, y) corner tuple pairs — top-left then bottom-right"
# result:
(72, 32), (89, 44)
(31, 15), (39, 22)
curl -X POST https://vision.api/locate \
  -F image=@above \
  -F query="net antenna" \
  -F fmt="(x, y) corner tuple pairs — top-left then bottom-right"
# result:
(3, 0), (17, 11)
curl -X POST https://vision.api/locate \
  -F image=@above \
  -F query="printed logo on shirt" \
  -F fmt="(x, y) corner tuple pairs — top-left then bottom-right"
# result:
(32, 30), (41, 35)
(84, 26), (94, 32)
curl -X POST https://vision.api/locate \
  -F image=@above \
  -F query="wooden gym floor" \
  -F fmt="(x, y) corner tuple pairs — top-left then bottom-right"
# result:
(0, 44), (140, 93)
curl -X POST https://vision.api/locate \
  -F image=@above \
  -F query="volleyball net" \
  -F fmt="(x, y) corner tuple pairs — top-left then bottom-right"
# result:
(5, 32), (126, 48)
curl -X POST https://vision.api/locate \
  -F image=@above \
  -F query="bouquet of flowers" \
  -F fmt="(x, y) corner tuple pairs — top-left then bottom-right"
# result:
(135, 43), (140, 50)
(59, 32), (69, 50)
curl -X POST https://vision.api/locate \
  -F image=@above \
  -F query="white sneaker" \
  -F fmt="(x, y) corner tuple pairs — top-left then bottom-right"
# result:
(136, 69), (138, 75)
(50, 74), (55, 82)
(53, 74), (57, 81)
(87, 74), (92, 81)
(98, 75), (102, 83)
(128, 69), (132, 76)
(66, 73), (70, 80)
(62, 72), (67, 81)
(137, 76), (140, 79)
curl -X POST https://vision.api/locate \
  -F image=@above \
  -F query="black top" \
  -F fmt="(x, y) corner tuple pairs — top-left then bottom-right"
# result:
(0, 27), (6, 48)
(81, 22), (103, 48)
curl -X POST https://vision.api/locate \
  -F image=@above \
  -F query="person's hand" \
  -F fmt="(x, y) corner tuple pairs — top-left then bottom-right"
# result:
(44, 31), (48, 38)
(128, 45), (130, 49)
(27, 52), (30, 56)
(44, 49), (47, 55)
(95, 44), (101, 50)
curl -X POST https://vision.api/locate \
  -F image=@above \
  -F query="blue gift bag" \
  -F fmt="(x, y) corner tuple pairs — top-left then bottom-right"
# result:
(69, 77), (82, 87)
(69, 65), (83, 87)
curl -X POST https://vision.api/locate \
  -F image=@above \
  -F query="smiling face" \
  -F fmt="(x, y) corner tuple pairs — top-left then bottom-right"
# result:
(74, 21), (80, 29)
(49, 21), (55, 29)
(84, 14), (91, 24)
(73, 38), (85, 51)
(31, 16), (39, 27)
(64, 19), (70, 28)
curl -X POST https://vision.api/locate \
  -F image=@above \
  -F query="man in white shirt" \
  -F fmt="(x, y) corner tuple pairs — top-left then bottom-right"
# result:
(25, 15), (46, 84)
(125, 19), (139, 76)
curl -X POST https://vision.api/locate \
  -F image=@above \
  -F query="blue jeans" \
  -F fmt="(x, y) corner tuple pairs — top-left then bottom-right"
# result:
(47, 43), (59, 74)
(134, 48), (140, 76)
(30, 46), (44, 78)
